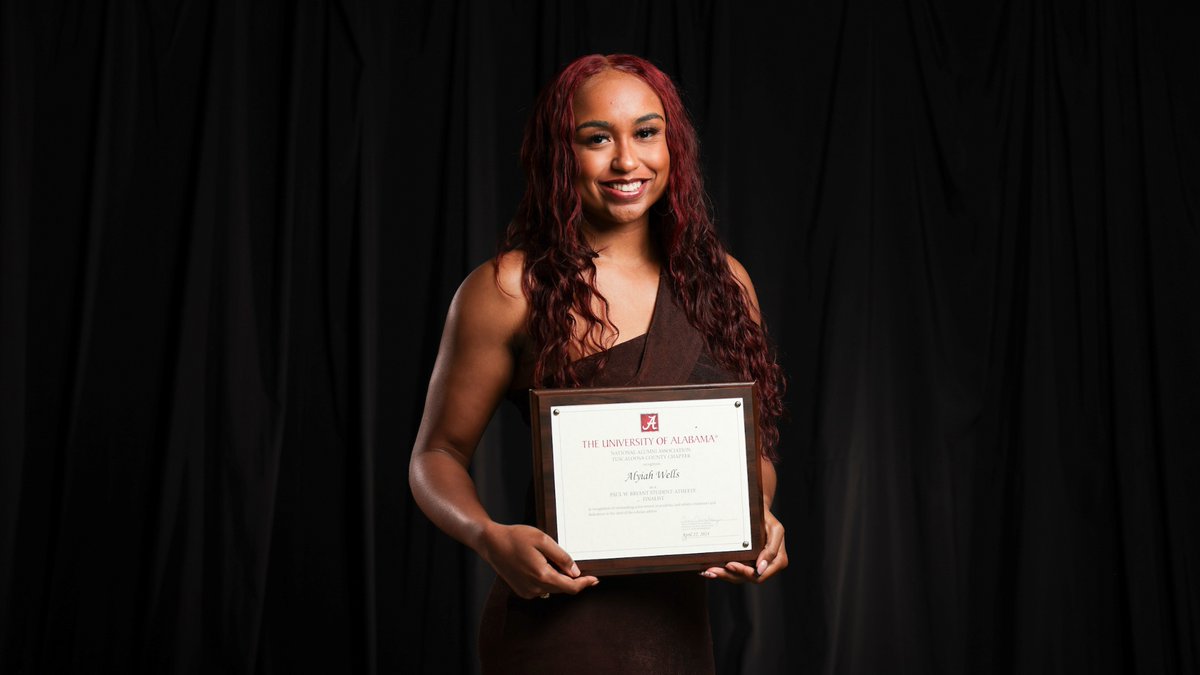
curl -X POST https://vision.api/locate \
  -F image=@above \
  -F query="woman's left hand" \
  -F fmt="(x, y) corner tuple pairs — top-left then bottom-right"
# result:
(702, 507), (787, 584)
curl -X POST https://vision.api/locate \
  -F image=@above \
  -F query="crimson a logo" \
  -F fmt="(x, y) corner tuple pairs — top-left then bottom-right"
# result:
(640, 413), (659, 432)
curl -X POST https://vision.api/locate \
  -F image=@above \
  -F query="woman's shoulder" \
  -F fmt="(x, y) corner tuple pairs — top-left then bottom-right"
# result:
(493, 250), (527, 298)
(449, 252), (529, 346)
(457, 251), (525, 302)
(725, 253), (752, 285)
(723, 253), (762, 322)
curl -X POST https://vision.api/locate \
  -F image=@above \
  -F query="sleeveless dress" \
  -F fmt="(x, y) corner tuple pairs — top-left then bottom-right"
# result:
(478, 272), (737, 674)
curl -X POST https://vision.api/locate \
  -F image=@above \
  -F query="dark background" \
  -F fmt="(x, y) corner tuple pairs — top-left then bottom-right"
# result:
(3, 1), (1199, 673)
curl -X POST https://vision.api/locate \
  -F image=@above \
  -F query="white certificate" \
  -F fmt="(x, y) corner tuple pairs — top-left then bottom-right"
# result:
(530, 383), (764, 575)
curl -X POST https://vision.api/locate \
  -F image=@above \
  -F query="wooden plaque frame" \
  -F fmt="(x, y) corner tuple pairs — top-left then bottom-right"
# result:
(529, 382), (765, 576)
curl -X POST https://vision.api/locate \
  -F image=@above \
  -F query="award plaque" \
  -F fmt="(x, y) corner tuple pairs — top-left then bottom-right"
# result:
(529, 382), (765, 576)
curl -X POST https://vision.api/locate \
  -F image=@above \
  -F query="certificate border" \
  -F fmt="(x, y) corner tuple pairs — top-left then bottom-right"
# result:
(530, 382), (765, 576)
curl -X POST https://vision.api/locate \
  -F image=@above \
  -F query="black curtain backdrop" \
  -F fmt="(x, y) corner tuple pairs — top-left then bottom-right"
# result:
(2, 1), (1199, 673)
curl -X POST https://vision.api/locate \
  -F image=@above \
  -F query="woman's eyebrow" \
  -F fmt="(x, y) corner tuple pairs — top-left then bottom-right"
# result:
(575, 112), (664, 132)
(576, 120), (611, 131)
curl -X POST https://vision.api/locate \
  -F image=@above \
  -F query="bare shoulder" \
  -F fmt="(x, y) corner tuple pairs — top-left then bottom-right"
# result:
(725, 253), (762, 321)
(725, 253), (755, 289)
(491, 250), (527, 301)
(450, 251), (528, 347)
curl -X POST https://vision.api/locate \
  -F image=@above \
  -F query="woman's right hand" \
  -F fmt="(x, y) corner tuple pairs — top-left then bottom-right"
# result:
(479, 522), (600, 599)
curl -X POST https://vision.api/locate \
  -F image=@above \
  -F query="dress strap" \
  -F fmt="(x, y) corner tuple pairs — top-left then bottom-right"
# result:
(631, 273), (705, 387)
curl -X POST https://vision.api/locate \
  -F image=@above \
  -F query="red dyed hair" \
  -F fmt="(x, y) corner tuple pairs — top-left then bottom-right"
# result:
(501, 54), (785, 460)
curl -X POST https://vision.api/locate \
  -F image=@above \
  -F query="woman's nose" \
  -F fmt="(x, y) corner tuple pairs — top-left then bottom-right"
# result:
(610, 140), (638, 172)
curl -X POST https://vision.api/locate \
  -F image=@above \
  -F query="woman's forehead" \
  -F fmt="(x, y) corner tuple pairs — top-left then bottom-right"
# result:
(573, 71), (665, 121)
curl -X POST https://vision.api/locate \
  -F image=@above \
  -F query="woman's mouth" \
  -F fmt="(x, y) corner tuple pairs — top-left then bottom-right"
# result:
(601, 179), (650, 200)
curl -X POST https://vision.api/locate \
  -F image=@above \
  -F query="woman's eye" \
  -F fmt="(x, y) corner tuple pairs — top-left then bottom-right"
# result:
(636, 127), (661, 139)
(587, 134), (610, 145)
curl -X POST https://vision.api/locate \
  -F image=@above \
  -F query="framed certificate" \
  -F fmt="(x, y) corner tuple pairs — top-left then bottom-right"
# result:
(529, 382), (765, 576)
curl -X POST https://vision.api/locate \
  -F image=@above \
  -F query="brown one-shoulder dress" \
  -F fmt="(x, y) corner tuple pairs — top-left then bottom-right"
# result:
(478, 273), (737, 675)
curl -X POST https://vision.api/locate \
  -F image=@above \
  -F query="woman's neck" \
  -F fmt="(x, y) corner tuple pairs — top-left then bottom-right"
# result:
(582, 219), (658, 267)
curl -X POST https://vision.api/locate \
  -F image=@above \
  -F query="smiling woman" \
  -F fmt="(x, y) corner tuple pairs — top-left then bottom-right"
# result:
(408, 54), (786, 674)
(571, 71), (670, 231)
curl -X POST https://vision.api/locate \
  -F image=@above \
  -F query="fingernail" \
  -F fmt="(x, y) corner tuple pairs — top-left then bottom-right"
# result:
(590, 579), (600, 586)
(700, 570), (716, 578)
(756, 560), (768, 576)
(570, 563), (580, 577)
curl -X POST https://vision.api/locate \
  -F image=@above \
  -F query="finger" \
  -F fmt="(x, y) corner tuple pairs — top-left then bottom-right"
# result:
(725, 561), (758, 581)
(755, 542), (778, 575)
(699, 566), (745, 584)
(543, 574), (600, 596)
(756, 536), (782, 574)
(754, 542), (789, 583)
(756, 516), (785, 572)
(535, 536), (581, 578)
(761, 515), (784, 551)
(760, 528), (783, 560)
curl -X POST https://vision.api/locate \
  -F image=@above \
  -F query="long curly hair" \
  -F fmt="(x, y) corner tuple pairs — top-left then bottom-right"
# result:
(500, 54), (785, 460)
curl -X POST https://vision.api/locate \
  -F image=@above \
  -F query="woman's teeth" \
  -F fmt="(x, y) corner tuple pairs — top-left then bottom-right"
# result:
(612, 181), (642, 192)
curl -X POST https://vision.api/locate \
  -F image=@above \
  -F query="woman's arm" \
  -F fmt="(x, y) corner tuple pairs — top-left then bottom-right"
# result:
(409, 255), (599, 598)
(701, 255), (789, 584)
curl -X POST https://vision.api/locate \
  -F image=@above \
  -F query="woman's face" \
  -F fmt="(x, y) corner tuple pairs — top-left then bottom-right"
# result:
(571, 70), (670, 232)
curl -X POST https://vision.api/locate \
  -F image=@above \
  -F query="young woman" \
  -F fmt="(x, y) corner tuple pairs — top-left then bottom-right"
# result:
(409, 54), (787, 674)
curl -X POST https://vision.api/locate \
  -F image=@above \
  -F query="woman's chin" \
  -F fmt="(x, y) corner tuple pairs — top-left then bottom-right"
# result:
(584, 207), (654, 231)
